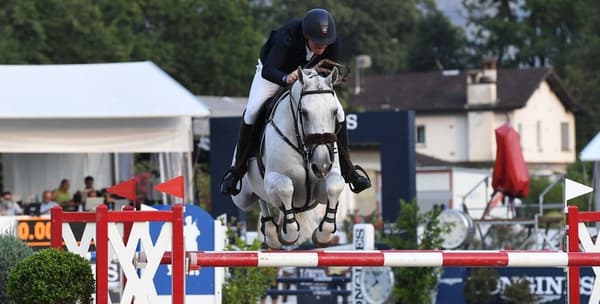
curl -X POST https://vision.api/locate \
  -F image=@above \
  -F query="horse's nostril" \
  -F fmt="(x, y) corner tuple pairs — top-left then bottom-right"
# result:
(311, 163), (332, 178)
(311, 164), (319, 174)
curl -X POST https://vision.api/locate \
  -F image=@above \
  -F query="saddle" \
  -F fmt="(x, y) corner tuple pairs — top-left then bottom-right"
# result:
(248, 86), (290, 159)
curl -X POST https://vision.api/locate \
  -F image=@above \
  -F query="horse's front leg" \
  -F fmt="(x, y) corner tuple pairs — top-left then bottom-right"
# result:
(265, 171), (299, 246)
(258, 200), (282, 249)
(313, 173), (345, 247)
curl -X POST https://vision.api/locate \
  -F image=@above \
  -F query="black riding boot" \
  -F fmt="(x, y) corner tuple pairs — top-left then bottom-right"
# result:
(220, 122), (254, 196)
(337, 120), (372, 193)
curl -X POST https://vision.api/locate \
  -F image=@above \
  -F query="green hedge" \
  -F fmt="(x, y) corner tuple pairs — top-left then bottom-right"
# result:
(8, 248), (94, 304)
(0, 234), (34, 303)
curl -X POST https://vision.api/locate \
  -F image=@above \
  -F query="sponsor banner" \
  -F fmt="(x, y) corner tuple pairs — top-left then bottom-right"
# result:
(150, 204), (215, 296)
(437, 267), (595, 303)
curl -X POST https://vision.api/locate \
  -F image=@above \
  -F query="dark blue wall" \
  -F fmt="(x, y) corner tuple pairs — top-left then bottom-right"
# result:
(209, 111), (416, 222)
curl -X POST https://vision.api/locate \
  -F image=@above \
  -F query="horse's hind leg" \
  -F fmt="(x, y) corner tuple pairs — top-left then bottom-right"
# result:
(265, 172), (299, 245)
(313, 174), (345, 247)
(258, 200), (282, 249)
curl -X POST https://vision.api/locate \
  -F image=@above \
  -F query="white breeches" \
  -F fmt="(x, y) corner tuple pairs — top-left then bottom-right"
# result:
(244, 59), (345, 125)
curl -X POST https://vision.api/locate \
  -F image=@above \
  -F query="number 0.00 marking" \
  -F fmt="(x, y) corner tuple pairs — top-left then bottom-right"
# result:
(17, 221), (51, 242)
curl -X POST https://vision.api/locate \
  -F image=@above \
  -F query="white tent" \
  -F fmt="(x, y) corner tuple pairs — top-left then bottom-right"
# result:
(0, 61), (209, 203)
(580, 131), (600, 212)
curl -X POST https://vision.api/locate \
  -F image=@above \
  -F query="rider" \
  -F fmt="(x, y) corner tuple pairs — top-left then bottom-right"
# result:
(220, 8), (371, 196)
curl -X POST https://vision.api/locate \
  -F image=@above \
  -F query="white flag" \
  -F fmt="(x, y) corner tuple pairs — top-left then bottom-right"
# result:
(565, 178), (593, 201)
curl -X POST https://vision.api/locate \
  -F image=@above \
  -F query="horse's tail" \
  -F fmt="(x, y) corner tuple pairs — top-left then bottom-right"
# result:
(294, 204), (326, 244)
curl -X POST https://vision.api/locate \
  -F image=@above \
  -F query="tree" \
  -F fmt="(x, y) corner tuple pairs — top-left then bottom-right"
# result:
(383, 200), (449, 303)
(0, 0), (265, 96)
(0, 0), (121, 63)
(564, 0), (600, 150)
(463, 0), (525, 67)
(463, 0), (584, 72)
(408, 6), (469, 71)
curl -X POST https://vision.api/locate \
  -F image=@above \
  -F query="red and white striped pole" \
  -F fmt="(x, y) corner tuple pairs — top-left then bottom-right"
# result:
(176, 250), (600, 268)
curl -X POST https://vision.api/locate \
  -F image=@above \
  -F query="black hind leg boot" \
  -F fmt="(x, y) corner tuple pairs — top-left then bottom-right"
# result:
(337, 120), (372, 193)
(220, 122), (254, 196)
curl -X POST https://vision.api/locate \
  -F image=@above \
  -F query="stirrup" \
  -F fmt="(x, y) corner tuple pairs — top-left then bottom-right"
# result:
(219, 168), (242, 196)
(348, 165), (371, 194)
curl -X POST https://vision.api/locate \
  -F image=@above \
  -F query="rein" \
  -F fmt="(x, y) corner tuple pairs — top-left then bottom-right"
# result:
(267, 85), (338, 209)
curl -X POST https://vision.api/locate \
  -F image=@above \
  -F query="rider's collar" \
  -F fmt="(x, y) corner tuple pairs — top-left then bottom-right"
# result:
(305, 44), (314, 61)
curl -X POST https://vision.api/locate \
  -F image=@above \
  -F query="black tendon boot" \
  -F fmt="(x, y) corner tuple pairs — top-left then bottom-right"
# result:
(220, 122), (254, 196)
(337, 120), (372, 193)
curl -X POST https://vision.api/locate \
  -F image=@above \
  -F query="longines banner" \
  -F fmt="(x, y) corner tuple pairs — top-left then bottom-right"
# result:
(437, 267), (594, 303)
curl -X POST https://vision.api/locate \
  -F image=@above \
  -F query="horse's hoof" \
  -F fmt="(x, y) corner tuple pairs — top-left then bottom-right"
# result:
(277, 226), (300, 246)
(262, 219), (282, 249)
(277, 230), (299, 246)
(266, 238), (282, 249)
(312, 229), (333, 247)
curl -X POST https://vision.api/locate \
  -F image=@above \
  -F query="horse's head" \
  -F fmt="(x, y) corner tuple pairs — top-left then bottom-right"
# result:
(290, 67), (341, 179)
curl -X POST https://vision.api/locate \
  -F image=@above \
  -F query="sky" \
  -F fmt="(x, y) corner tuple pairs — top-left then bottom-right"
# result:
(436, 0), (468, 27)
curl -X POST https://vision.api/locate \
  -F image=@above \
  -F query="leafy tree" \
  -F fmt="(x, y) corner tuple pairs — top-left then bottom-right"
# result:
(383, 200), (449, 303)
(463, 0), (584, 72)
(517, 0), (585, 74)
(564, 0), (600, 150)
(0, 0), (264, 96)
(463, 0), (525, 67)
(0, 0), (120, 63)
(408, 5), (469, 71)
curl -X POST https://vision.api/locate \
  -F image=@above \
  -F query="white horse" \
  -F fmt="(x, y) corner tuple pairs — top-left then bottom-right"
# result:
(232, 67), (346, 249)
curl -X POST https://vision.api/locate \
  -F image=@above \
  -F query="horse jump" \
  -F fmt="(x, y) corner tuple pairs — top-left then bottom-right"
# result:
(51, 205), (185, 304)
(52, 205), (600, 304)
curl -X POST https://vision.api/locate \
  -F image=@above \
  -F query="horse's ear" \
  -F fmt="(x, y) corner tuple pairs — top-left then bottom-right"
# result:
(328, 66), (340, 86)
(297, 67), (304, 85)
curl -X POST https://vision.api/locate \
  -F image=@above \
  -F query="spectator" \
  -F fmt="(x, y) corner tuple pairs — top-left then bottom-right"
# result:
(81, 175), (98, 201)
(40, 190), (59, 215)
(53, 179), (72, 208)
(0, 191), (23, 216)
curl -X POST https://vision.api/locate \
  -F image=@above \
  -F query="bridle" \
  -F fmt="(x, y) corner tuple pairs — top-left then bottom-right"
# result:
(267, 81), (338, 209)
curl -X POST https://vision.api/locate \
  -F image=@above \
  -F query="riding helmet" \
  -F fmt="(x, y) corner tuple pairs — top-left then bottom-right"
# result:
(302, 8), (336, 45)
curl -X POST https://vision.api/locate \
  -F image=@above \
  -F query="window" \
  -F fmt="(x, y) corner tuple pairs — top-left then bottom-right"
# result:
(416, 125), (426, 144)
(561, 122), (570, 151)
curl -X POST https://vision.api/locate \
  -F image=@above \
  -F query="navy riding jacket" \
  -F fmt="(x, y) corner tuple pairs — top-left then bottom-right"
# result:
(260, 19), (341, 86)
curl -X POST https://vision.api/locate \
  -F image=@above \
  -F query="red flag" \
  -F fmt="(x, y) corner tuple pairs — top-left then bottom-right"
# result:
(107, 178), (137, 201)
(155, 176), (184, 200)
